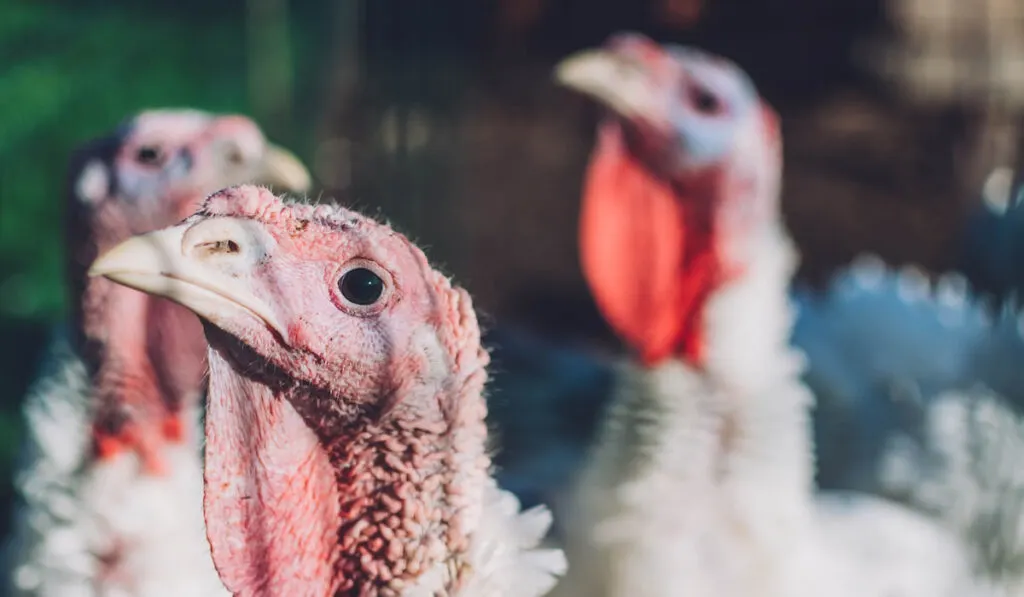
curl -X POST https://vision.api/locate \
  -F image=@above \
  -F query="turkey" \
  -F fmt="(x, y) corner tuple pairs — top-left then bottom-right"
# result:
(482, 44), (1024, 553)
(546, 33), (1016, 596)
(4, 110), (311, 597)
(88, 184), (567, 596)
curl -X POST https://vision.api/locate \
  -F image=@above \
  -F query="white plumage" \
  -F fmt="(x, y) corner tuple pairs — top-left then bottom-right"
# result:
(437, 481), (567, 597)
(880, 389), (1024, 591)
(4, 327), (227, 597)
(552, 227), (1003, 596)
(793, 256), (1024, 589)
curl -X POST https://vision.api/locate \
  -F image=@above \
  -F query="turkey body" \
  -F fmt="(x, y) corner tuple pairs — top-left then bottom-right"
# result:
(552, 228), (981, 597)
(549, 34), (1021, 596)
(5, 327), (226, 597)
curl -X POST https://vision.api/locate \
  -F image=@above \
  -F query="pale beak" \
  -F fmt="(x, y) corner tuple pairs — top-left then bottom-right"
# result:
(88, 221), (288, 341)
(255, 143), (312, 193)
(554, 49), (659, 120)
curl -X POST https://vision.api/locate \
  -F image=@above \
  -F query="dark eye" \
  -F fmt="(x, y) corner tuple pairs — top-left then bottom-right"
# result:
(136, 146), (164, 166)
(339, 267), (385, 306)
(689, 84), (722, 115)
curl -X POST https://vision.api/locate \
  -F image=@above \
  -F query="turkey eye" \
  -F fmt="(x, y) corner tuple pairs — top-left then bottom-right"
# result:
(339, 267), (385, 306)
(689, 85), (721, 115)
(136, 146), (163, 165)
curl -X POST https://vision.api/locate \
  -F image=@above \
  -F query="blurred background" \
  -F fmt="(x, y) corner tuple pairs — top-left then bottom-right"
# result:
(2, 0), (1024, 539)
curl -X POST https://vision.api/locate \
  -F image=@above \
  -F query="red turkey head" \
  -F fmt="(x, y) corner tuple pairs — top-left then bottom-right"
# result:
(556, 33), (782, 367)
(91, 185), (491, 595)
(66, 110), (311, 472)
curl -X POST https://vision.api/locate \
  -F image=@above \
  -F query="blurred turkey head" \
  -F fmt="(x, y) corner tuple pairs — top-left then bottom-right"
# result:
(91, 185), (491, 594)
(65, 109), (311, 473)
(556, 33), (782, 367)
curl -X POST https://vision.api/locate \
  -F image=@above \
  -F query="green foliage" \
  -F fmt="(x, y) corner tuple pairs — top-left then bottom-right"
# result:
(0, 1), (255, 321)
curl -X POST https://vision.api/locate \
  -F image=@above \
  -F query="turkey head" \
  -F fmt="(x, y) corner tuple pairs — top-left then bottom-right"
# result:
(556, 33), (782, 368)
(66, 110), (311, 473)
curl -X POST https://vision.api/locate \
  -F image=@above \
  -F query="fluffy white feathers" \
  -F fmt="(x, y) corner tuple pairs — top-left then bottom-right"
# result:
(4, 328), (227, 597)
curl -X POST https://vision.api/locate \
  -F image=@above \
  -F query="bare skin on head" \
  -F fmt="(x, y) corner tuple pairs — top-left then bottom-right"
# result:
(556, 33), (782, 367)
(66, 110), (311, 474)
(91, 186), (495, 596)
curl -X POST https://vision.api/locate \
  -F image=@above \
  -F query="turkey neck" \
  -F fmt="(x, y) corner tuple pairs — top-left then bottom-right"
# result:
(688, 219), (815, 514)
(74, 196), (209, 470)
(203, 338), (489, 597)
(83, 278), (196, 472)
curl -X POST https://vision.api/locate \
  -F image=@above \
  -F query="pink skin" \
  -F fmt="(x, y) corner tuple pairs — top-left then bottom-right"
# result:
(163, 187), (491, 595)
(66, 111), (291, 472)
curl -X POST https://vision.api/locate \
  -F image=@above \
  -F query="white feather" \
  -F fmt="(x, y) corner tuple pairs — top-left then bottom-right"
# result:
(846, 254), (888, 292)
(879, 389), (1024, 591)
(895, 265), (932, 304)
(551, 227), (1002, 597)
(402, 477), (565, 597)
(3, 329), (228, 597)
(453, 481), (567, 597)
(983, 167), (1016, 215)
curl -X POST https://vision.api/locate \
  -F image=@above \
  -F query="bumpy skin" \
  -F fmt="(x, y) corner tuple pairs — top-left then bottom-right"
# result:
(91, 185), (566, 596)
(5, 109), (310, 597)
(548, 34), (1005, 597)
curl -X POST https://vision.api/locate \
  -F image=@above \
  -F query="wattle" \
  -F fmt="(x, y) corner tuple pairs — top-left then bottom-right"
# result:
(578, 121), (724, 368)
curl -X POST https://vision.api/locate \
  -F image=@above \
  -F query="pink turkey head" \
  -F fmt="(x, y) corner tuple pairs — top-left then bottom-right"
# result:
(556, 34), (782, 367)
(91, 185), (491, 595)
(65, 110), (311, 472)
(67, 109), (311, 272)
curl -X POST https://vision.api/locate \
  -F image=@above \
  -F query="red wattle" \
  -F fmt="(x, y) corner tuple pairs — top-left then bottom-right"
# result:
(578, 122), (722, 367)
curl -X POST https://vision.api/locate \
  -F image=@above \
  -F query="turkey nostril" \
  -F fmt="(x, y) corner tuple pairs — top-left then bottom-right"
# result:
(182, 217), (267, 265)
(195, 239), (241, 257)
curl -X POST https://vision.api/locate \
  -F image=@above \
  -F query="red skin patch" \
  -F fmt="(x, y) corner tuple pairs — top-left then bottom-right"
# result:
(286, 321), (309, 347)
(579, 122), (724, 368)
(93, 420), (172, 476)
(161, 415), (185, 442)
(91, 407), (188, 475)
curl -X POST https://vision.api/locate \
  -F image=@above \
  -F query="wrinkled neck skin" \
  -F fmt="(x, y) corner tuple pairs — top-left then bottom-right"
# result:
(202, 334), (490, 597)
(146, 295), (208, 420)
(83, 278), (201, 474)
(73, 195), (209, 472)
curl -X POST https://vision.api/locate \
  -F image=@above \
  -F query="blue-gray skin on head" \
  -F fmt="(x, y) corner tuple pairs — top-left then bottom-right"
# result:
(661, 43), (761, 169)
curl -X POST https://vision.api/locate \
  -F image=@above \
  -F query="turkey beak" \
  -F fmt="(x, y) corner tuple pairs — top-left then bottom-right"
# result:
(254, 143), (312, 193)
(88, 221), (289, 342)
(555, 48), (660, 122)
